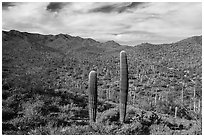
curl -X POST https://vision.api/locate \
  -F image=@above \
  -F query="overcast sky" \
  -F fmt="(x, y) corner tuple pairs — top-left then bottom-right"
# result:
(2, 2), (202, 46)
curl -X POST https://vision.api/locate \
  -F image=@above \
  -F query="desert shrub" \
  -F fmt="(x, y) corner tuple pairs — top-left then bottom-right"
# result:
(28, 122), (64, 135)
(22, 100), (44, 118)
(116, 122), (143, 135)
(149, 124), (172, 135)
(4, 93), (24, 112)
(44, 115), (71, 128)
(138, 111), (160, 126)
(40, 103), (60, 116)
(97, 107), (119, 124)
(2, 107), (16, 121)
(97, 100), (116, 112)
(59, 125), (100, 135)
(70, 106), (88, 119)
(90, 123), (120, 135)
(7, 100), (46, 131)
(186, 121), (202, 135)
(2, 80), (14, 90)
(155, 101), (171, 114)
(59, 104), (72, 113)
(126, 106), (161, 125)
(2, 123), (19, 135)
(137, 97), (152, 111)
(125, 106), (142, 123)
(2, 90), (11, 100)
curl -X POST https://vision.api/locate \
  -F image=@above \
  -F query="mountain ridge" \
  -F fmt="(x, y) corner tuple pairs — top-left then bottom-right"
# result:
(3, 29), (201, 47)
(2, 29), (202, 70)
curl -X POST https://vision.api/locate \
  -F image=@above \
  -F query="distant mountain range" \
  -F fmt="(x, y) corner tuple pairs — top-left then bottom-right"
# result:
(2, 30), (202, 80)
(3, 30), (125, 54)
(3, 29), (201, 56)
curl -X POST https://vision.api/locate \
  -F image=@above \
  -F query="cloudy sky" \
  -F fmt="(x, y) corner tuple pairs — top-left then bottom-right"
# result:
(2, 2), (202, 45)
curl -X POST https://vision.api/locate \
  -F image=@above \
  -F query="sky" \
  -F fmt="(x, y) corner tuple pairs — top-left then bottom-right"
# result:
(2, 2), (202, 46)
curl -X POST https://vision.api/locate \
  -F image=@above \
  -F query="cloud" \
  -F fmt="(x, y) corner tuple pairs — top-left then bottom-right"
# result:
(89, 2), (146, 13)
(90, 4), (117, 13)
(2, 2), (202, 45)
(2, 2), (16, 10)
(46, 2), (70, 13)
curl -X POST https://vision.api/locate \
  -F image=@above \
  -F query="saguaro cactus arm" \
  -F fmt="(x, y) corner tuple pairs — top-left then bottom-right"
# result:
(88, 71), (97, 123)
(120, 50), (129, 123)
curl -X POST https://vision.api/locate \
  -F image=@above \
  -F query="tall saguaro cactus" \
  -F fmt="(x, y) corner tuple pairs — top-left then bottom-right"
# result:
(175, 106), (178, 118)
(120, 50), (129, 123)
(88, 71), (97, 123)
(193, 85), (196, 112)
(181, 82), (184, 104)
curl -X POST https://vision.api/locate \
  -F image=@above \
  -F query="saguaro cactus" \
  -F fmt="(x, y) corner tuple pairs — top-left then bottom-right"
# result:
(193, 86), (196, 112)
(198, 99), (201, 113)
(88, 71), (97, 123)
(175, 106), (178, 118)
(120, 50), (129, 123)
(155, 94), (157, 105)
(181, 82), (184, 104)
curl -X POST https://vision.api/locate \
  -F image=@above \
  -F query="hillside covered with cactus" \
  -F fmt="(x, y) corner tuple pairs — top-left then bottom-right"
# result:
(2, 30), (202, 135)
